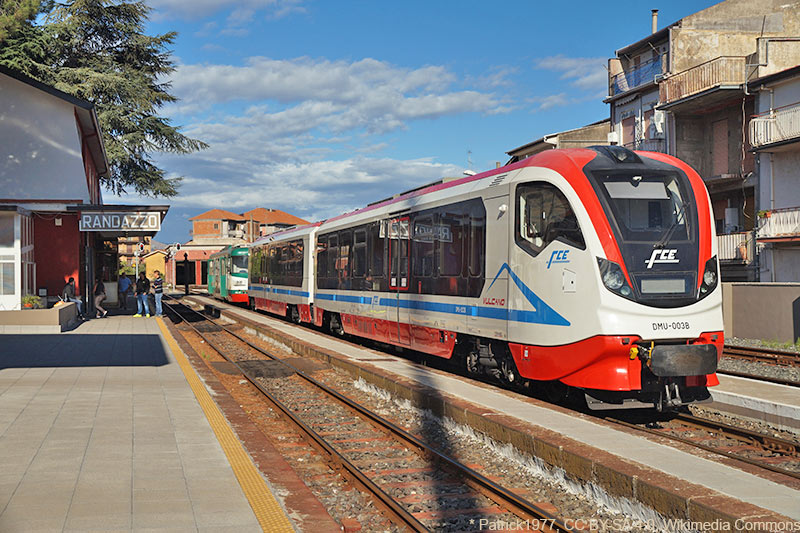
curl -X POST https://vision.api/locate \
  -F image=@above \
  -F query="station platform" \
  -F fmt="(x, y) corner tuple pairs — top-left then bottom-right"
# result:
(188, 295), (800, 524)
(0, 314), (295, 532)
(711, 374), (800, 432)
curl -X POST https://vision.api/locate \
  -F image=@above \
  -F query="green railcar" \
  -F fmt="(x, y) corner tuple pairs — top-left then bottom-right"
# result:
(208, 245), (250, 303)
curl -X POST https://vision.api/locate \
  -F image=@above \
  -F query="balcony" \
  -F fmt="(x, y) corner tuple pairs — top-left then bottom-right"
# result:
(757, 207), (800, 242)
(717, 232), (754, 263)
(749, 102), (800, 149)
(609, 57), (662, 97)
(623, 138), (666, 153)
(660, 56), (746, 106)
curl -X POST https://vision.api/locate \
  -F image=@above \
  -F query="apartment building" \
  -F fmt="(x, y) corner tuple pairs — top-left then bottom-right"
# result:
(171, 207), (309, 287)
(606, 0), (800, 281)
(506, 119), (610, 162)
(749, 66), (800, 281)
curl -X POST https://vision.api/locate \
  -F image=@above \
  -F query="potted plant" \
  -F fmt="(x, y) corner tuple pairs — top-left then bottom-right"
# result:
(21, 294), (42, 309)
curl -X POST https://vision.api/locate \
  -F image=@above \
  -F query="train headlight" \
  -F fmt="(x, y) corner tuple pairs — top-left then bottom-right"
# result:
(603, 268), (624, 290)
(699, 256), (718, 298)
(597, 258), (635, 300)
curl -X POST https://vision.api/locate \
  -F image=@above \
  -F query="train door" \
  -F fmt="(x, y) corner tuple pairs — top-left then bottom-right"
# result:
(388, 217), (410, 345)
(221, 256), (229, 298)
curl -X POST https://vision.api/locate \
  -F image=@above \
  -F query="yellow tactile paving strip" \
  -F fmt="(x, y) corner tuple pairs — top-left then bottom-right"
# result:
(156, 317), (295, 533)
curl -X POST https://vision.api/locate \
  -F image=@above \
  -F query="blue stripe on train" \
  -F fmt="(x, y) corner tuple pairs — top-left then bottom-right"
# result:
(253, 263), (570, 327)
(250, 285), (309, 298)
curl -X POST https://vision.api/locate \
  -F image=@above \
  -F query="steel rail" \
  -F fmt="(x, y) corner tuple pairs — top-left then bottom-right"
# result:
(672, 414), (800, 458)
(163, 298), (428, 532)
(723, 345), (800, 367)
(164, 297), (571, 532)
(606, 414), (800, 480)
(716, 368), (800, 388)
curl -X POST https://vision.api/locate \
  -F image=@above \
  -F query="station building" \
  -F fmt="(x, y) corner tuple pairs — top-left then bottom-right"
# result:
(0, 66), (168, 313)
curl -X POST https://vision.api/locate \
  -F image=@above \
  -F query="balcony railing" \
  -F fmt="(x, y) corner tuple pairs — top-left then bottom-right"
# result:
(717, 232), (754, 263)
(749, 102), (800, 148)
(757, 207), (800, 240)
(610, 57), (662, 96)
(660, 56), (745, 105)
(623, 138), (666, 153)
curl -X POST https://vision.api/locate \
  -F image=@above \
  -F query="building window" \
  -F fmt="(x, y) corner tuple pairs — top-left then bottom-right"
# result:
(0, 215), (13, 247)
(0, 261), (14, 295)
(213, 223), (219, 229)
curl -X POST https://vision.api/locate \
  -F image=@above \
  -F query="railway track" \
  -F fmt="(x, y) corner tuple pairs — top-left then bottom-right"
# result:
(607, 412), (800, 481)
(723, 344), (800, 367)
(163, 297), (571, 532)
(719, 344), (800, 387)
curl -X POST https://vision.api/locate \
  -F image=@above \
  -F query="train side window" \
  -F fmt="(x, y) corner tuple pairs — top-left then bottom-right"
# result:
(468, 201), (485, 279)
(368, 222), (385, 291)
(327, 234), (338, 289)
(353, 229), (366, 279)
(516, 182), (585, 258)
(338, 230), (352, 289)
(317, 235), (328, 289)
(412, 215), (434, 278)
(437, 208), (463, 277)
(294, 241), (304, 287)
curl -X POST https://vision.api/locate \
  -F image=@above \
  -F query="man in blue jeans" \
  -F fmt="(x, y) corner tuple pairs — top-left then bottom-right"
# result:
(134, 271), (150, 317)
(152, 270), (164, 316)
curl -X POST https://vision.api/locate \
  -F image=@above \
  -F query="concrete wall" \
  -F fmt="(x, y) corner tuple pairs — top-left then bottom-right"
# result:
(671, 0), (800, 75)
(0, 301), (78, 332)
(557, 121), (610, 148)
(0, 74), (90, 202)
(722, 282), (800, 342)
(34, 214), (82, 298)
(675, 99), (755, 179)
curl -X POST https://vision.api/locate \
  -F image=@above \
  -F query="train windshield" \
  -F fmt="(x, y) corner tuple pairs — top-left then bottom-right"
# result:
(594, 171), (690, 242)
(232, 255), (248, 275)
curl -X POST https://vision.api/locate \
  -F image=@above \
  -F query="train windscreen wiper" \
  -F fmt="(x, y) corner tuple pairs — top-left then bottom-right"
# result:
(653, 201), (688, 249)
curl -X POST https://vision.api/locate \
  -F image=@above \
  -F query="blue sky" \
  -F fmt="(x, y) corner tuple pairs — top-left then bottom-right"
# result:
(122, 0), (718, 244)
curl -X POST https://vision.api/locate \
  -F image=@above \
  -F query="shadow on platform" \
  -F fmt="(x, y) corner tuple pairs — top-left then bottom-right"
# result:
(0, 335), (169, 368)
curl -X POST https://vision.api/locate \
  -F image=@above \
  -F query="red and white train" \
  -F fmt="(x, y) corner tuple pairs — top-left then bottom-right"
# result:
(248, 146), (723, 410)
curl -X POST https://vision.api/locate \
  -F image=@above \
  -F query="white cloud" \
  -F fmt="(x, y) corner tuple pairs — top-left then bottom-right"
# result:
(119, 157), (462, 224)
(146, 0), (304, 21)
(167, 57), (505, 135)
(528, 93), (570, 111)
(534, 55), (607, 92)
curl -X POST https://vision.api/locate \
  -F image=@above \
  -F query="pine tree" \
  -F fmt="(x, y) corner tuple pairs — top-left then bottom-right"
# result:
(0, 0), (206, 197)
(0, 0), (40, 43)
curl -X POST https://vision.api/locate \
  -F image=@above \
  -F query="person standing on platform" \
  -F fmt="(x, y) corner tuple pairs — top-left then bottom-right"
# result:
(94, 276), (108, 318)
(152, 270), (164, 316)
(118, 273), (132, 310)
(134, 271), (151, 317)
(62, 277), (84, 318)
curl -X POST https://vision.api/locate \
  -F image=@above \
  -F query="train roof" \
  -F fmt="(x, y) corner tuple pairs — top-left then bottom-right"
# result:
(251, 221), (323, 247)
(254, 147), (688, 240)
(321, 148), (610, 226)
(209, 244), (249, 258)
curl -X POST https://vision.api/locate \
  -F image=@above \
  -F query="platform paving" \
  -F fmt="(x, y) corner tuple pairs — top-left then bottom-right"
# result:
(711, 374), (800, 431)
(190, 295), (800, 521)
(0, 315), (264, 532)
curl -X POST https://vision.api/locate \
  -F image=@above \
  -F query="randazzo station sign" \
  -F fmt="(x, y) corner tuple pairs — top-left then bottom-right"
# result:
(79, 211), (161, 232)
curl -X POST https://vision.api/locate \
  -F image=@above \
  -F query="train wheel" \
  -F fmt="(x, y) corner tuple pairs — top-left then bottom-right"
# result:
(290, 305), (301, 324)
(328, 313), (345, 336)
(500, 355), (527, 390)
